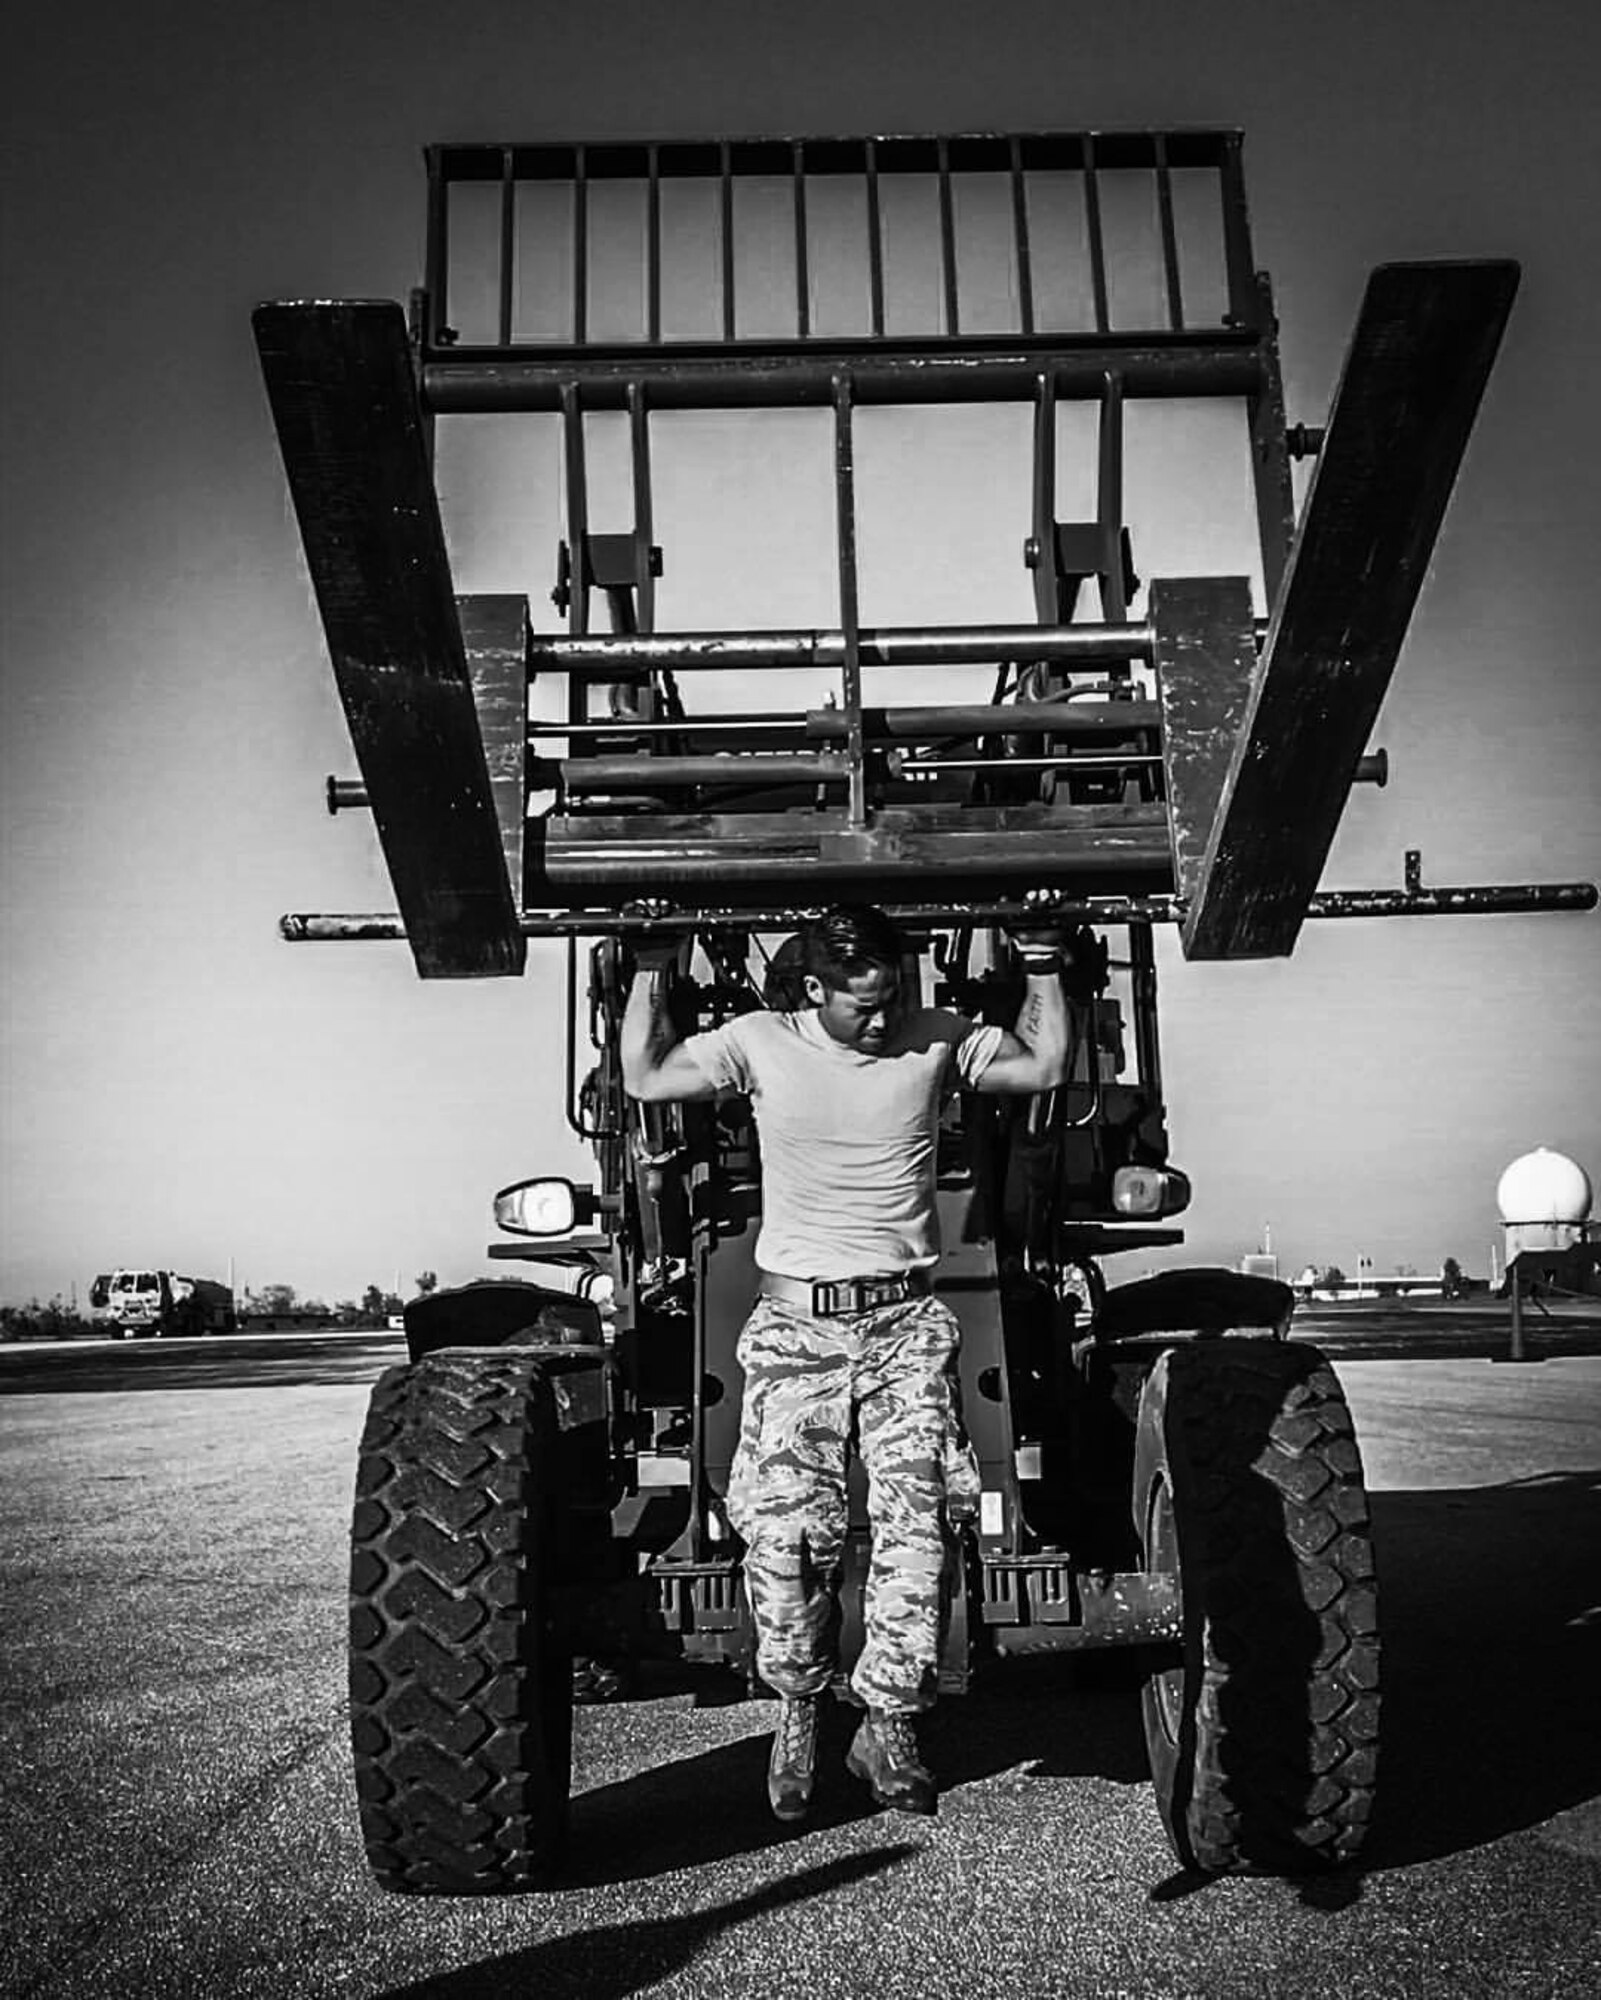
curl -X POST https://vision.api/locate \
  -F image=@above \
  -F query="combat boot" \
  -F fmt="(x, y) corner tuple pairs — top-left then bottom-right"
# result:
(767, 1694), (820, 1822)
(846, 1708), (936, 1815)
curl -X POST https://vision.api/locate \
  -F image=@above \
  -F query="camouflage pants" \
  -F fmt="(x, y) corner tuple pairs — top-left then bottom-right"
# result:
(726, 1292), (979, 1714)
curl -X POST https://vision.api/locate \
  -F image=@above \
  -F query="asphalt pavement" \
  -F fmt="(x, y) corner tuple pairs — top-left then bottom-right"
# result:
(1, 1315), (1598, 1998)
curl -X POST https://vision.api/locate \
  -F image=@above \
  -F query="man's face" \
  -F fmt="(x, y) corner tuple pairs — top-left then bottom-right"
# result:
(807, 963), (901, 1054)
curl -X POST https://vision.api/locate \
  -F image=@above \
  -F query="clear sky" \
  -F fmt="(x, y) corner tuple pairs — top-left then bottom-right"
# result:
(3, 0), (1598, 1307)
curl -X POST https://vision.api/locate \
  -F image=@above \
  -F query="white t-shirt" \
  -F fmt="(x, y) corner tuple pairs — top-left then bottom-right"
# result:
(681, 1007), (1004, 1280)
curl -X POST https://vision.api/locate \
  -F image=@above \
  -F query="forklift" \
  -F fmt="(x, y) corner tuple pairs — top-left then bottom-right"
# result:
(256, 127), (1595, 1891)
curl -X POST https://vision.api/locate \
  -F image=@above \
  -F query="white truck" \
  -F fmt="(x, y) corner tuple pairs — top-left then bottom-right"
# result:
(88, 1270), (235, 1340)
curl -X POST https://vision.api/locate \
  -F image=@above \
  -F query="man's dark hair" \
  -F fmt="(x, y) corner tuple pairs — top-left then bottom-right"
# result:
(801, 903), (905, 992)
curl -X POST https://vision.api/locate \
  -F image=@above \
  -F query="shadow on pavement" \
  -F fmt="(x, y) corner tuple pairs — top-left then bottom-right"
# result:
(1363, 1468), (1601, 1867)
(0, 1335), (402, 1394)
(1287, 1297), (1601, 1365)
(926, 1650), (1151, 1787)
(1137, 1467), (1601, 1897)
(365, 1654), (1145, 1914)
(564, 1726), (868, 1881)
(550, 1465), (1601, 1897)
(375, 1847), (916, 2000)
(540, 1653), (1148, 1896)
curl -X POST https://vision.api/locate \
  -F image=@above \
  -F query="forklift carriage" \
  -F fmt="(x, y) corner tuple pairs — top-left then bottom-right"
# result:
(257, 128), (1595, 1893)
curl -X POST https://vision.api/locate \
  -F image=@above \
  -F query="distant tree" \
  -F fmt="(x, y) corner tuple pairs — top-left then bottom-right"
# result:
(1396, 1261), (1418, 1278)
(1321, 1264), (1348, 1290)
(1441, 1256), (1465, 1299)
(253, 1284), (297, 1316)
(415, 1270), (439, 1296)
(1, 1302), (40, 1341)
(50, 1296), (98, 1337)
(362, 1284), (386, 1319)
(3, 1296), (98, 1341)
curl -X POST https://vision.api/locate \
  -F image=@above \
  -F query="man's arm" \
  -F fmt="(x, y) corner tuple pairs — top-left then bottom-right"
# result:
(970, 964), (1073, 1095)
(620, 948), (721, 1103)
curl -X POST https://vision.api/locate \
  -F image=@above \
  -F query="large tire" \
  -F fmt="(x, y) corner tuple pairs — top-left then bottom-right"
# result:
(1134, 1339), (1379, 1874)
(349, 1351), (573, 1893)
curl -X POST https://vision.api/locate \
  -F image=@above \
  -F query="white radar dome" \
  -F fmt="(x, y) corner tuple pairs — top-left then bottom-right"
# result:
(1496, 1148), (1593, 1225)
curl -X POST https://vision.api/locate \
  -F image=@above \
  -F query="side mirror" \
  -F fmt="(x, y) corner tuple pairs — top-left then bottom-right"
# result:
(493, 1177), (597, 1237)
(1112, 1164), (1192, 1219)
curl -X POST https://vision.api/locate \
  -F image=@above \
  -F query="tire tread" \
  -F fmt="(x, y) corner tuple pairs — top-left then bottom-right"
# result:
(349, 1352), (571, 1894)
(1141, 1339), (1381, 1874)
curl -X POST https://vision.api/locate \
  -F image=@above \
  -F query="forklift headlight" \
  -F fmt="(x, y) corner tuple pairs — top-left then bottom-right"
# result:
(494, 1177), (594, 1236)
(1112, 1165), (1191, 1218)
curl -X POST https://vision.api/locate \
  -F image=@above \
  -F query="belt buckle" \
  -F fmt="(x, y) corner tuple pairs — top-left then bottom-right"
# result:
(809, 1275), (910, 1315)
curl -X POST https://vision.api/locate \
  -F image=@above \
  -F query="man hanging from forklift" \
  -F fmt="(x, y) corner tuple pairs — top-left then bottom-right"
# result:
(623, 902), (1071, 1820)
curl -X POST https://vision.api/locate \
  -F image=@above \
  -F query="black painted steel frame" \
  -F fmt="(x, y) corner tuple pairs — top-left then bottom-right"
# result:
(408, 129), (1296, 915)
(263, 126), (1596, 960)
(420, 130), (1265, 383)
(281, 880), (1597, 945)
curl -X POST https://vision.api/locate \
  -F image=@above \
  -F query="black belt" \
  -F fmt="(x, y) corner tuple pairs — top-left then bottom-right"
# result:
(758, 1268), (933, 1317)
